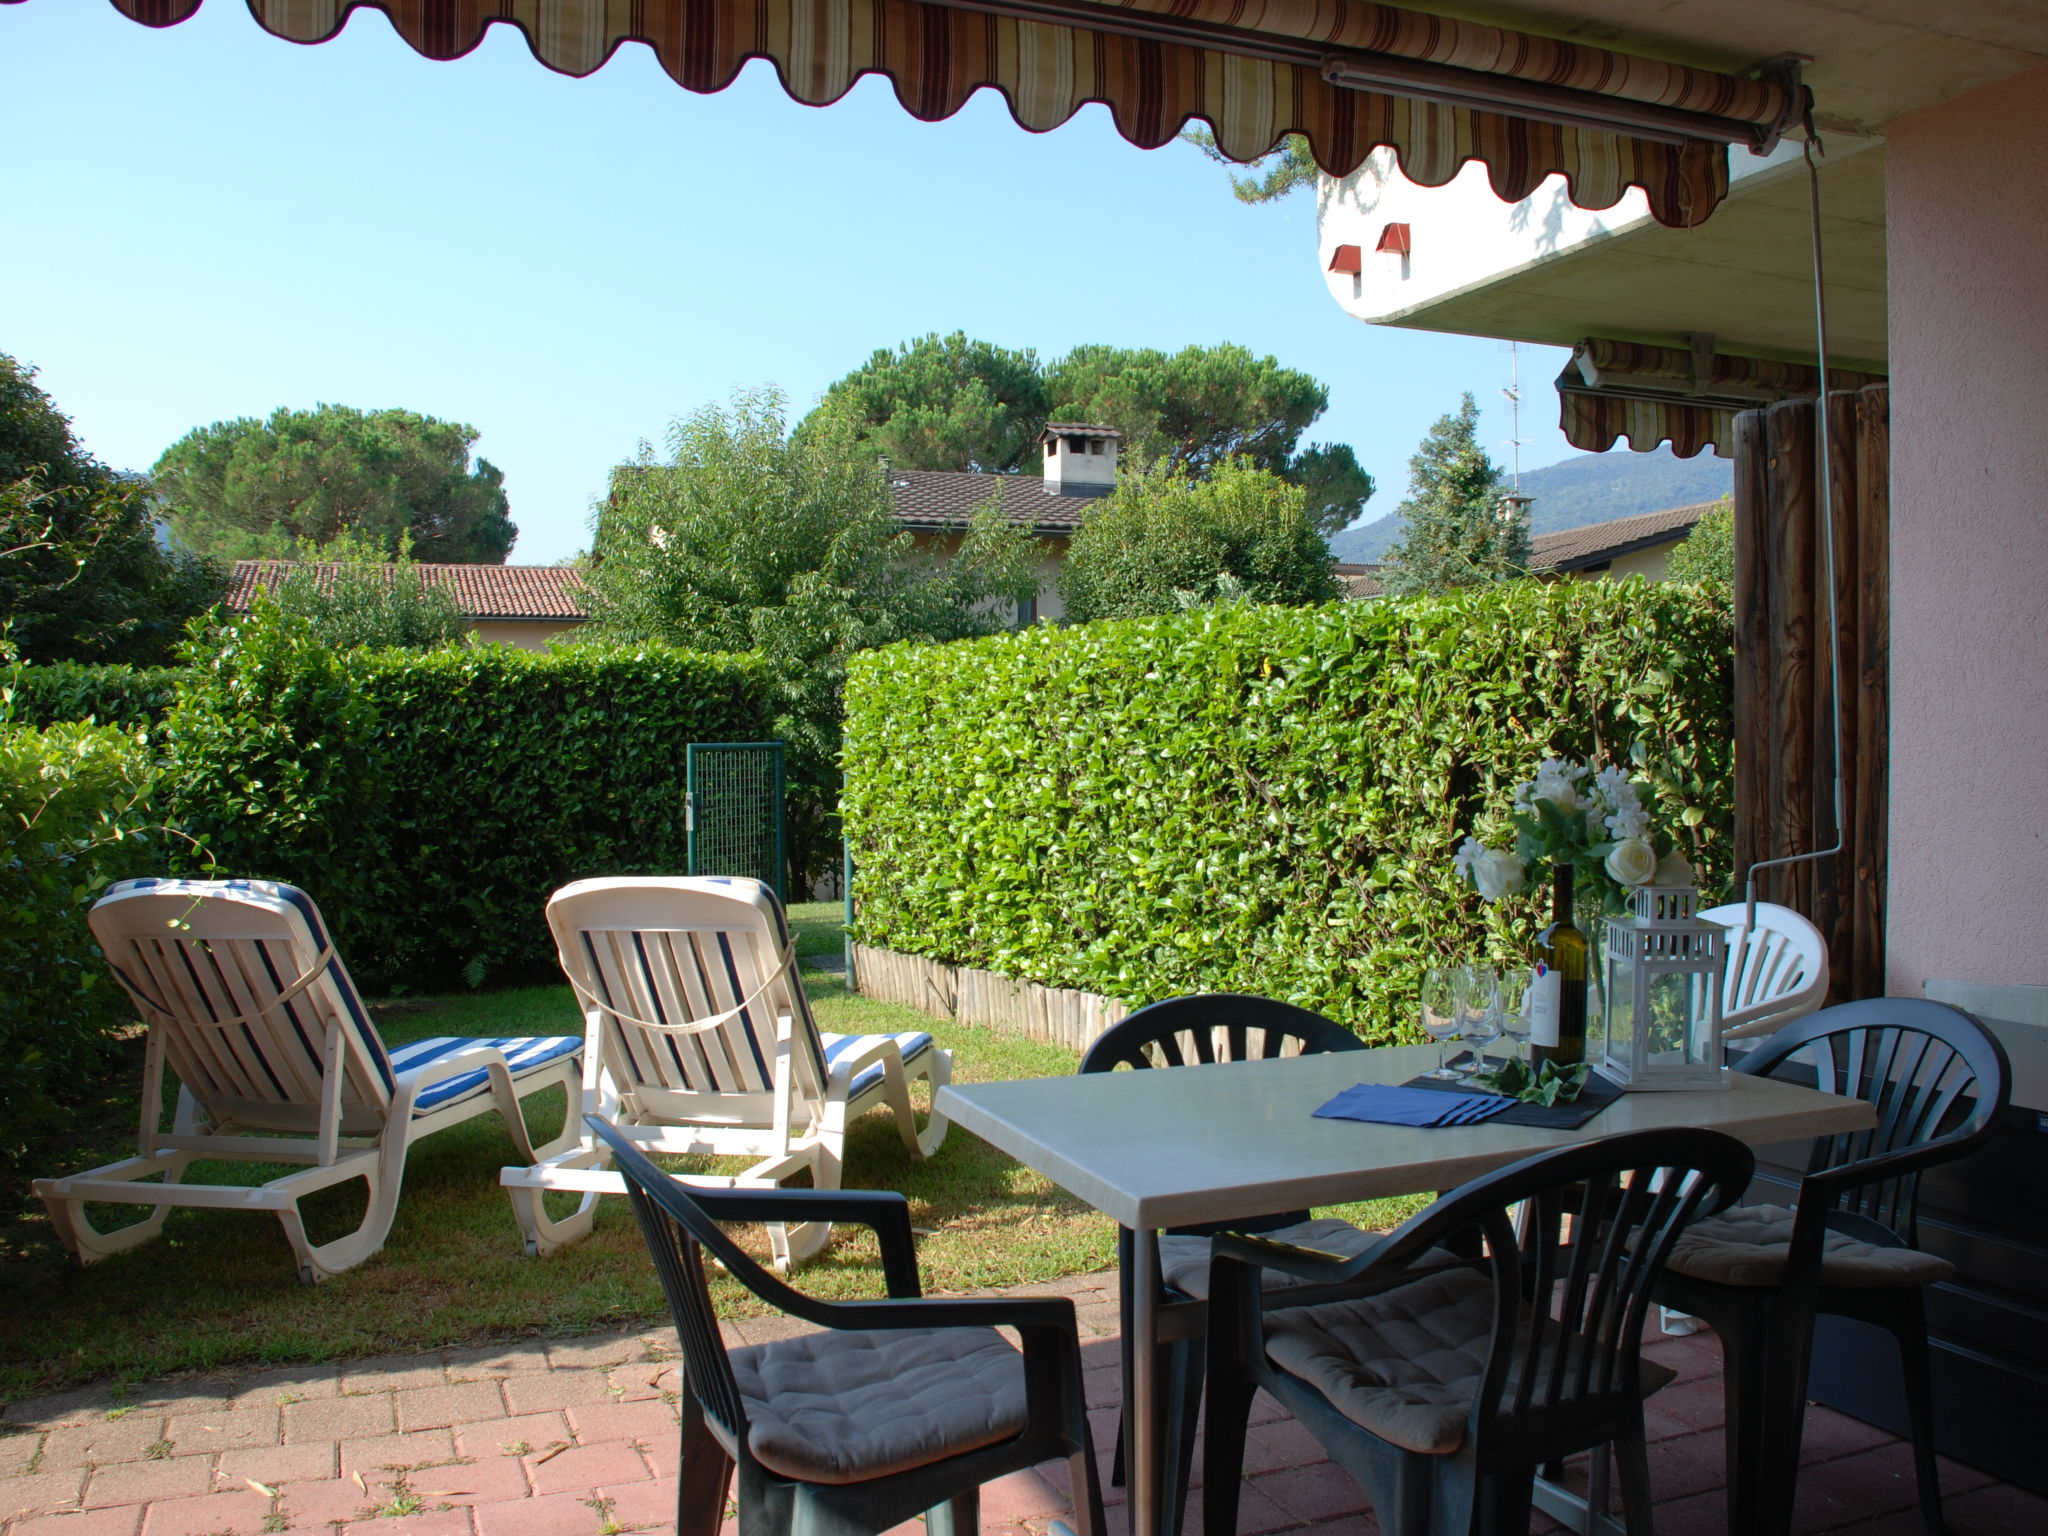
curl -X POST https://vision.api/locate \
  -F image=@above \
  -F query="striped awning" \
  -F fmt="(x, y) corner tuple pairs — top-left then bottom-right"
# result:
(1557, 338), (1885, 459)
(92, 0), (1801, 229)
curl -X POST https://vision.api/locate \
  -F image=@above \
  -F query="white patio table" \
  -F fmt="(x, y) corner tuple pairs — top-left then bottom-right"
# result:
(936, 1043), (1876, 1536)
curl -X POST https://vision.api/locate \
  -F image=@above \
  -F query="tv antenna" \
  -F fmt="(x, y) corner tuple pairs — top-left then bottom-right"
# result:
(1500, 340), (1526, 492)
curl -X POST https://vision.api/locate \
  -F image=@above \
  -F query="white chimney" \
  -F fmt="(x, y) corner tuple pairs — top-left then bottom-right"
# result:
(1040, 423), (1120, 495)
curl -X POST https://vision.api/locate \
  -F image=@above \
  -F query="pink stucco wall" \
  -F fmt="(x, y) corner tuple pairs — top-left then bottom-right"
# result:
(1885, 63), (2048, 992)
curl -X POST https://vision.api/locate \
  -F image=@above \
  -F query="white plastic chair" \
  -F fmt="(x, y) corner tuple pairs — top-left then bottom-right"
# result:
(501, 876), (950, 1267)
(1661, 898), (1832, 1335)
(1702, 900), (1831, 1040)
(34, 878), (584, 1284)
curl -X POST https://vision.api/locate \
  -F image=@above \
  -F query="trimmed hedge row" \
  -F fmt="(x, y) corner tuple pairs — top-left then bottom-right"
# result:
(0, 720), (159, 1165)
(4, 663), (191, 728)
(843, 580), (1734, 1044)
(161, 610), (775, 991)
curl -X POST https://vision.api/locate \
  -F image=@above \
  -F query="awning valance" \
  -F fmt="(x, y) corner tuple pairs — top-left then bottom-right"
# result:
(1557, 338), (1885, 459)
(95, 0), (1801, 229)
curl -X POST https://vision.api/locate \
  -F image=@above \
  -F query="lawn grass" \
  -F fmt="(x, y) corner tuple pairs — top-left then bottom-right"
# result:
(0, 903), (1424, 1399)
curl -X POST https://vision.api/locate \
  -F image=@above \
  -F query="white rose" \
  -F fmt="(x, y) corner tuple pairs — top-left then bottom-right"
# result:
(1653, 851), (1697, 887)
(1605, 837), (1659, 887)
(1473, 848), (1528, 901)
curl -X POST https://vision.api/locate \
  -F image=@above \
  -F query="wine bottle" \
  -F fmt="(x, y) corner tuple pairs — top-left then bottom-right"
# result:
(1528, 863), (1588, 1069)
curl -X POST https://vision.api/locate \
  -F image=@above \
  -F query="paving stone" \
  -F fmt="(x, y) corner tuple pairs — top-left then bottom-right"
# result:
(543, 1339), (638, 1374)
(337, 1511), (475, 1536)
(601, 1366), (677, 1406)
(338, 1430), (459, 1476)
(215, 1440), (341, 1487)
(8, 1505), (145, 1536)
(3, 1388), (124, 1430)
(452, 1413), (571, 1464)
(339, 1358), (450, 1397)
(979, 1468), (1068, 1522)
(526, 1445), (650, 1499)
(269, 1475), (380, 1530)
(283, 1396), (395, 1445)
(126, 1383), (239, 1419)
(1248, 1462), (1373, 1522)
(443, 1345), (550, 1381)
(231, 1367), (344, 1409)
(407, 1457), (532, 1506)
(1241, 1417), (1329, 1475)
(0, 1467), (93, 1520)
(1800, 1404), (1906, 1462)
(38, 1415), (172, 1468)
(588, 1477), (678, 1529)
(499, 1376), (616, 1419)
(164, 1404), (281, 1454)
(83, 1456), (215, 1510)
(0, 1429), (47, 1478)
(137, 1487), (273, 1536)
(562, 1401), (675, 1447)
(395, 1383), (510, 1434)
(471, 1490), (606, 1536)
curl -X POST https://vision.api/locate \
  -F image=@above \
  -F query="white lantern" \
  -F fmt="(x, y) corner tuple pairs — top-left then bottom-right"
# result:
(1595, 880), (1727, 1091)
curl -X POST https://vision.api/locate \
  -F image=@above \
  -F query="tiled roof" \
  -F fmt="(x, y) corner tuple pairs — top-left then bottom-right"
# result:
(1528, 501), (1720, 571)
(226, 561), (590, 621)
(1332, 561), (1385, 599)
(887, 470), (1107, 534)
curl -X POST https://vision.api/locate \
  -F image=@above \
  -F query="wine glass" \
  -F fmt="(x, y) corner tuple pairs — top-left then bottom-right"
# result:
(1457, 964), (1501, 1076)
(1420, 966), (1462, 1079)
(1495, 967), (1535, 1065)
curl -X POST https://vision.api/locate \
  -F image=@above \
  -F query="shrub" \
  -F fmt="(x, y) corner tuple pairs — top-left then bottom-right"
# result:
(161, 604), (775, 991)
(1665, 498), (1735, 587)
(843, 579), (1734, 1043)
(0, 718), (160, 1164)
(1057, 457), (1339, 621)
(3, 662), (192, 728)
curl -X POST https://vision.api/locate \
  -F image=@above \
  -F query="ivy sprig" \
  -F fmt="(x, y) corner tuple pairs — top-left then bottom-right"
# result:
(1471, 1056), (1594, 1106)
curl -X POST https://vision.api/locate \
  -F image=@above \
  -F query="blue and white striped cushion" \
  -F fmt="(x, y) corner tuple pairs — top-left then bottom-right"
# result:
(388, 1036), (584, 1113)
(816, 1031), (935, 1100)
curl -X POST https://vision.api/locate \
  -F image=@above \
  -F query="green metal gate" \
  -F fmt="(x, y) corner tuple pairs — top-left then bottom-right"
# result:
(686, 742), (787, 900)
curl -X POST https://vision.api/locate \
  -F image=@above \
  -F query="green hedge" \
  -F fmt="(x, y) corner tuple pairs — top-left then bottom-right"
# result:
(161, 609), (775, 991)
(844, 580), (1734, 1043)
(0, 720), (159, 1164)
(3, 663), (192, 728)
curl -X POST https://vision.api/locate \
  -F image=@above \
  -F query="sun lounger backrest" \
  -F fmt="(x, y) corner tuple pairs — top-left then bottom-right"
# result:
(88, 878), (396, 1135)
(547, 877), (825, 1115)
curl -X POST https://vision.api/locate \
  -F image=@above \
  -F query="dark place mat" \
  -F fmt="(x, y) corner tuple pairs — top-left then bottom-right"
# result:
(1403, 1058), (1625, 1130)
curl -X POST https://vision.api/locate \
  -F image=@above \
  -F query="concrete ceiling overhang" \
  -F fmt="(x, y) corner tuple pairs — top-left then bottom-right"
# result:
(1372, 138), (1888, 371)
(1342, 2), (2048, 369)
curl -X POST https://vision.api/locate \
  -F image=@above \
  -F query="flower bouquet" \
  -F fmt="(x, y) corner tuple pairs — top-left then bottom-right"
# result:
(1453, 756), (1686, 913)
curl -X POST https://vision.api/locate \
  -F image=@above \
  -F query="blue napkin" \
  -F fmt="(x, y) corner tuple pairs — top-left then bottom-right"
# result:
(1314, 1083), (1514, 1128)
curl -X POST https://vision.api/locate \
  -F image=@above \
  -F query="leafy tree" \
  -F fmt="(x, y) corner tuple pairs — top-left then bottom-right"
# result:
(1381, 394), (1526, 596)
(1, 352), (224, 665)
(817, 332), (1050, 475)
(1181, 128), (1322, 203)
(586, 388), (1040, 885)
(1664, 498), (1736, 587)
(808, 336), (1374, 531)
(1058, 457), (1340, 623)
(153, 404), (516, 564)
(267, 530), (471, 651)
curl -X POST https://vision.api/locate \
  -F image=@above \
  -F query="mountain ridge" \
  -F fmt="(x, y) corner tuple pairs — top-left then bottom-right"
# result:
(1330, 446), (1733, 564)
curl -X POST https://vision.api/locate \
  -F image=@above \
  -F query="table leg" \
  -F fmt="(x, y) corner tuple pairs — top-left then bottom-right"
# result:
(1126, 1226), (1165, 1536)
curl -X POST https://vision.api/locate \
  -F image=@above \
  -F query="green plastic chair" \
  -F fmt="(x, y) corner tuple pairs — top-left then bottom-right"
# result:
(591, 1116), (1104, 1536)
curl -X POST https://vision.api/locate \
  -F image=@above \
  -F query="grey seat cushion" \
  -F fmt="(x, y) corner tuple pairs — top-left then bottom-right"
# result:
(1262, 1266), (1676, 1456)
(731, 1325), (1027, 1484)
(1667, 1203), (1956, 1289)
(1159, 1217), (1386, 1300)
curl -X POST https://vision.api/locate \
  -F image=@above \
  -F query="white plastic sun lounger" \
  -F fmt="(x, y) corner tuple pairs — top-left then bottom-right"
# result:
(502, 875), (950, 1267)
(33, 878), (584, 1284)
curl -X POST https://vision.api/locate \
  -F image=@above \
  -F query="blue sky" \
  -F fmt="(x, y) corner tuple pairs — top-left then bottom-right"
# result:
(2, 1), (1578, 563)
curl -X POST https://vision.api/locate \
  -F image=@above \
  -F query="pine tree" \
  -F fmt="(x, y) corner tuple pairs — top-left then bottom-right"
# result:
(1380, 394), (1526, 596)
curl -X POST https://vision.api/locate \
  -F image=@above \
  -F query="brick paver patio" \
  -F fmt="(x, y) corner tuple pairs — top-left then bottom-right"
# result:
(5, 1271), (2043, 1536)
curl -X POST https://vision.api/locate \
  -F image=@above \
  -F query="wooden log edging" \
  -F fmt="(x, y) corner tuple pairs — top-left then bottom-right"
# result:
(848, 943), (1130, 1053)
